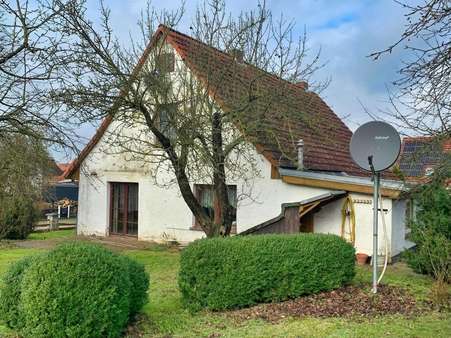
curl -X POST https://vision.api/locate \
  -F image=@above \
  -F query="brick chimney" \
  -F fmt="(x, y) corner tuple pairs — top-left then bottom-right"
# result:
(295, 81), (308, 91)
(297, 139), (304, 170)
(230, 48), (244, 63)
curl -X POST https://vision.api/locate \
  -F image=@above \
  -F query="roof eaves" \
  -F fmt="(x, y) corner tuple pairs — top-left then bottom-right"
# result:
(278, 168), (406, 191)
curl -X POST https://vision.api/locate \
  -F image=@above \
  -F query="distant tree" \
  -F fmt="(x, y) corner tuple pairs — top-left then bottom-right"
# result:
(52, 0), (328, 237)
(0, 135), (52, 239)
(0, 0), (80, 150)
(369, 0), (450, 181)
(370, 0), (450, 138)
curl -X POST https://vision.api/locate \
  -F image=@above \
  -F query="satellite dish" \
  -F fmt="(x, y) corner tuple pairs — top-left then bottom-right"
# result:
(350, 121), (401, 172)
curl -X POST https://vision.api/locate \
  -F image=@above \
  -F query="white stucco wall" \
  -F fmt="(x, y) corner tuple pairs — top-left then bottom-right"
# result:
(77, 119), (330, 243)
(314, 192), (417, 258)
(78, 132), (412, 258)
(391, 199), (415, 256)
(314, 193), (394, 256)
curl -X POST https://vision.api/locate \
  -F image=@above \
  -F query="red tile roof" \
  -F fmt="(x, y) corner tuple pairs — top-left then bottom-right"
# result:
(57, 162), (70, 173)
(53, 162), (73, 182)
(66, 25), (375, 179)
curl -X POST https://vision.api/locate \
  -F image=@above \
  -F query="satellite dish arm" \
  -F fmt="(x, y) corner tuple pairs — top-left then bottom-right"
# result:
(368, 155), (376, 175)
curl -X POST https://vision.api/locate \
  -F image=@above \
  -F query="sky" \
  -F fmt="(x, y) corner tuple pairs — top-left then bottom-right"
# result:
(60, 0), (415, 161)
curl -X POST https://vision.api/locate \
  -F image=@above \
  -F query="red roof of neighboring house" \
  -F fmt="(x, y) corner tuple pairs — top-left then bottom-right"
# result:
(57, 162), (70, 173)
(53, 162), (72, 182)
(444, 139), (451, 152)
(65, 25), (378, 179)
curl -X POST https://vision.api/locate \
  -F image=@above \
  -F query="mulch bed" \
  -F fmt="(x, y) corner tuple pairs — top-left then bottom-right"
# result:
(228, 284), (425, 323)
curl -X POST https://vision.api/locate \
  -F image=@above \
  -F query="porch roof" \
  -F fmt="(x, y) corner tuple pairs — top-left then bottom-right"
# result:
(279, 168), (406, 199)
(239, 190), (347, 235)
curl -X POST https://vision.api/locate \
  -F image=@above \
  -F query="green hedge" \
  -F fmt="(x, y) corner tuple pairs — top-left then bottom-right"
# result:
(120, 255), (150, 317)
(0, 196), (38, 240)
(179, 234), (355, 311)
(0, 255), (38, 329)
(0, 242), (149, 338)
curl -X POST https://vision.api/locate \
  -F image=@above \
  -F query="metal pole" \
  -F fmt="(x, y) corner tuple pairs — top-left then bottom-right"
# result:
(372, 172), (380, 293)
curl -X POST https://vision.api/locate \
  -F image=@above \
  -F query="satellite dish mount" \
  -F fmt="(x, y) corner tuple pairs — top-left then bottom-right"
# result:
(350, 121), (401, 294)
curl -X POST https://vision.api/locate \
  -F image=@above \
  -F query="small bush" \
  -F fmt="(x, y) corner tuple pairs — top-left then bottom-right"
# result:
(405, 183), (450, 281)
(0, 242), (150, 338)
(178, 233), (355, 311)
(0, 255), (40, 329)
(120, 255), (150, 317)
(0, 196), (38, 240)
(404, 230), (450, 280)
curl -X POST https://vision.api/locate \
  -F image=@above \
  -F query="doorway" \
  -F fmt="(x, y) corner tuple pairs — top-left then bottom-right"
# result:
(300, 212), (314, 233)
(109, 182), (138, 236)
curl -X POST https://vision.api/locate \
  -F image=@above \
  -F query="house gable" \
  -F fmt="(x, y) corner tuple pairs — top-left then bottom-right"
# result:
(66, 25), (369, 180)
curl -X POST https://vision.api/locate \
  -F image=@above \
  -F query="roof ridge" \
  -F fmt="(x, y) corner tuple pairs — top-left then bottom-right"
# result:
(158, 24), (311, 94)
(402, 136), (434, 141)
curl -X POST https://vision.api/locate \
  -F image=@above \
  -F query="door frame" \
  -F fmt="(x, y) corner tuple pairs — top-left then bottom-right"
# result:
(109, 182), (139, 237)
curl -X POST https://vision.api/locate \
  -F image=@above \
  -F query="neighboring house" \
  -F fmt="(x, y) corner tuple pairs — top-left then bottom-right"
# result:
(43, 161), (79, 218)
(399, 136), (451, 183)
(65, 25), (414, 258)
(55, 162), (72, 182)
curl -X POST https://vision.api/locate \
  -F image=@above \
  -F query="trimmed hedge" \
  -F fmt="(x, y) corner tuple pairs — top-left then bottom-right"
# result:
(0, 255), (38, 329)
(119, 255), (150, 317)
(0, 242), (149, 338)
(179, 233), (355, 311)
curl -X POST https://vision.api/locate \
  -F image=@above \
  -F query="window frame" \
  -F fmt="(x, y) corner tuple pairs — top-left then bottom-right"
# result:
(155, 52), (175, 74)
(156, 103), (177, 140)
(191, 184), (237, 234)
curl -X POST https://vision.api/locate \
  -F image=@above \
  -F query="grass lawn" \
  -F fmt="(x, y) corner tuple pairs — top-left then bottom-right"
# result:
(1, 232), (450, 337)
(27, 228), (76, 240)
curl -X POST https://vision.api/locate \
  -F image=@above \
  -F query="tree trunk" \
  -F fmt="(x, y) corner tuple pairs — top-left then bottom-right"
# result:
(141, 105), (216, 236)
(212, 111), (233, 236)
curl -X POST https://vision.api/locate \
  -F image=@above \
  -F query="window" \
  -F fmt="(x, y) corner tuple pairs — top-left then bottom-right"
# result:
(110, 183), (139, 236)
(192, 184), (237, 233)
(157, 104), (176, 140)
(405, 198), (416, 239)
(155, 52), (175, 73)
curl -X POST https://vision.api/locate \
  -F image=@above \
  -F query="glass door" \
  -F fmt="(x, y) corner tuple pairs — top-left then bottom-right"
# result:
(110, 182), (139, 236)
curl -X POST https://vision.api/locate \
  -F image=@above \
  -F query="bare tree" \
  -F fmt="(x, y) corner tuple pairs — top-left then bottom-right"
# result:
(370, 0), (450, 138)
(0, 0), (80, 150)
(55, 0), (328, 237)
(368, 0), (450, 183)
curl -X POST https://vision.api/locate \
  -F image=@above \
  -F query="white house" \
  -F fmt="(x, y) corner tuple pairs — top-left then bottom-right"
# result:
(65, 25), (414, 258)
